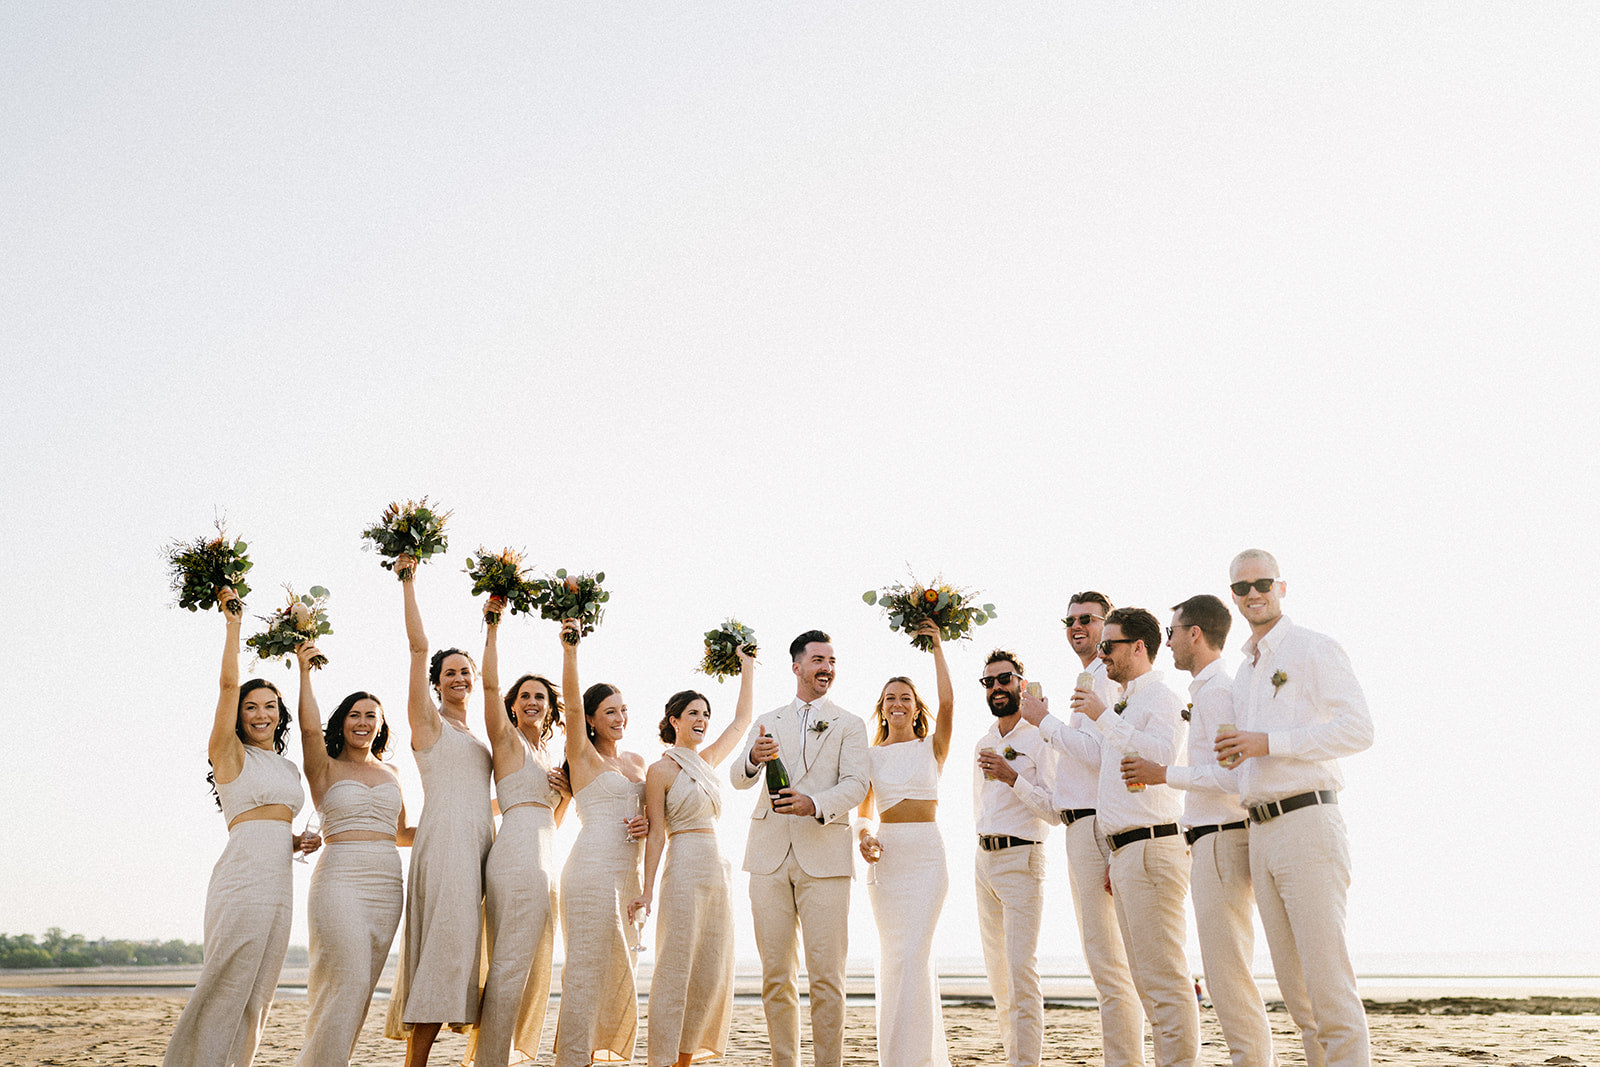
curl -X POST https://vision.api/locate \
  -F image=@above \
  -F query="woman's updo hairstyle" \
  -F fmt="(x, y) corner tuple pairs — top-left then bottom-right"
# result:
(660, 689), (709, 744)
(428, 647), (478, 696)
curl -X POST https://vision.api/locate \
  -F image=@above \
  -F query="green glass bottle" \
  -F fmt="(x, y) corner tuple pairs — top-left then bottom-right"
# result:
(764, 747), (791, 805)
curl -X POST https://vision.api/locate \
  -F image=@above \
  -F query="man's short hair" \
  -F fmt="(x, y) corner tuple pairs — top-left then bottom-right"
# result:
(1105, 607), (1161, 664)
(789, 629), (832, 662)
(984, 648), (1025, 677)
(1068, 590), (1113, 615)
(1171, 594), (1232, 651)
(1229, 548), (1280, 577)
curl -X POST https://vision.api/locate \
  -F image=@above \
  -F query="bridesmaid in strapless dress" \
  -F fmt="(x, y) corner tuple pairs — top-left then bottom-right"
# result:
(474, 605), (572, 1067)
(164, 589), (318, 1067)
(856, 621), (955, 1067)
(383, 554), (495, 1067)
(627, 641), (755, 1067)
(552, 619), (650, 1067)
(291, 641), (414, 1067)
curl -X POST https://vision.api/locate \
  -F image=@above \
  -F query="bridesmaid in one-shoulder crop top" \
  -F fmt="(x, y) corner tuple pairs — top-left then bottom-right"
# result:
(164, 589), (318, 1067)
(856, 620), (956, 1067)
(291, 640), (414, 1067)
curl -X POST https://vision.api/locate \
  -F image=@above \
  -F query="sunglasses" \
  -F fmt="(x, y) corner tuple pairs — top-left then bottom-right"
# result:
(1096, 638), (1139, 655)
(979, 671), (1019, 689)
(1230, 578), (1278, 596)
(1062, 613), (1104, 628)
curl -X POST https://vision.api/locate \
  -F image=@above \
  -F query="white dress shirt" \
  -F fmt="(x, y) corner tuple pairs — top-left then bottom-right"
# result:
(971, 718), (1060, 841)
(1090, 670), (1187, 836)
(1034, 658), (1120, 810)
(1232, 615), (1374, 808)
(1162, 659), (1249, 829)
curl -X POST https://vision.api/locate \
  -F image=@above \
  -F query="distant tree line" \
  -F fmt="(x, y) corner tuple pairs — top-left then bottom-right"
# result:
(0, 928), (204, 969)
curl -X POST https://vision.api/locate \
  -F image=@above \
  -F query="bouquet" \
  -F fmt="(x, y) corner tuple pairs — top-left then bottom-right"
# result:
(862, 576), (997, 651)
(464, 546), (537, 625)
(529, 569), (609, 644)
(699, 618), (758, 681)
(166, 524), (253, 616)
(360, 498), (451, 580)
(246, 586), (333, 668)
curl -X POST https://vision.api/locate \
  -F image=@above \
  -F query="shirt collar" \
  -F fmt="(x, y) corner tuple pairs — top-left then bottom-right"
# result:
(1122, 669), (1161, 698)
(1188, 658), (1223, 699)
(1242, 615), (1293, 663)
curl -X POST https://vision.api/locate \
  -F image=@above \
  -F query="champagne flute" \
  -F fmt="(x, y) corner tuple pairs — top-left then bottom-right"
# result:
(294, 809), (322, 863)
(623, 791), (642, 844)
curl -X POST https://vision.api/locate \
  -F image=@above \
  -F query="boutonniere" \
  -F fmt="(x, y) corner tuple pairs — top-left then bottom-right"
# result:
(809, 719), (830, 734)
(1270, 670), (1288, 696)
(1182, 703), (1192, 722)
(1002, 746), (1018, 760)
(1113, 700), (1128, 715)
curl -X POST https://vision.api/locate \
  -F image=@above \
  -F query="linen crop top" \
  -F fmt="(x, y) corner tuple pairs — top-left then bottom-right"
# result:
(868, 736), (940, 814)
(217, 744), (305, 826)
(320, 777), (402, 837)
(663, 747), (721, 832)
(495, 733), (562, 811)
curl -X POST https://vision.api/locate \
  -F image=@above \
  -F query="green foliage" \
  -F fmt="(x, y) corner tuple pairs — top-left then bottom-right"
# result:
(863, 575), (998, 651)
(699, 618), (758, 680)
(529, 569), (610, 643)
(244, 585), (334, 669)
(0, 929), (204, 969)
(165, 522), (253, 615)
(463, 547), (538, 625)
(360, 498), (451, 579)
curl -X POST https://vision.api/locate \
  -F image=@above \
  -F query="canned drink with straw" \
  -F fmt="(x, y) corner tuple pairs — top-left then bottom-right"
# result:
(1217, 723), (1240, 768)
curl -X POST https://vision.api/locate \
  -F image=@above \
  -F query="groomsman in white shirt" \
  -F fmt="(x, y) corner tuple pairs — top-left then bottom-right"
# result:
(1073, 607), (1198, 1067)
(1123, 595), (1276, 1067)
(1214, 550), (1373, 1067)
(1019, 592), (1145, 1067)
(973, 649), (1060, 1067)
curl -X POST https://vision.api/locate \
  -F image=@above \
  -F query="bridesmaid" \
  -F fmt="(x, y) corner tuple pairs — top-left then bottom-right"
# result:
(164, 589), (319, 1067)
(552, 619), (649, 1067)
(383, 554), (495, 1067)
(293, 642), (414, 1067)
(475, 600), (572, 1067)
(629, 644), (755, 1066)
(856, 620), (955, 1067)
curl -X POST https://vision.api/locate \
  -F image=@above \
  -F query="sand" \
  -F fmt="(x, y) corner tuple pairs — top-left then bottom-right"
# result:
(2, 988), (1598, 1067)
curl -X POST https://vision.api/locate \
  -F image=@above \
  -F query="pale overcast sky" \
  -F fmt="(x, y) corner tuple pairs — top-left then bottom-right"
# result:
(3, 4), (1596, 974)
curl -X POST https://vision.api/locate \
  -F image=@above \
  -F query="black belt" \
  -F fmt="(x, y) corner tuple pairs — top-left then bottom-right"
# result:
(978, 834), (1038, 852)
(1184, 821), (1248, 845)
(1248, 789), (1337, 825)
(1060, 808), (1096, 826)
(1108, 823), (1180, 851)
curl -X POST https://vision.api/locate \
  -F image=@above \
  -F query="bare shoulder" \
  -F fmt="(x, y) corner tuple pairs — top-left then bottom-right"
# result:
(647, 757), (680, 784)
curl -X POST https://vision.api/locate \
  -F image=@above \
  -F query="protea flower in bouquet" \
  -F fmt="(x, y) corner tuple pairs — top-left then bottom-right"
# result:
(246, 586), (333, 669)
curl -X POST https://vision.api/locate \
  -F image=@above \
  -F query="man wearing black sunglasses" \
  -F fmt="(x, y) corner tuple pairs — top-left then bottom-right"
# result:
(1217, 549), (1373, 1067)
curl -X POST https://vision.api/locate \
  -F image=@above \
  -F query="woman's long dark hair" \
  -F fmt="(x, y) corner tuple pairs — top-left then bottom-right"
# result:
(206, 679), (291, 810)
(582, 682), (620, 743)
(324, 691), (389, 759)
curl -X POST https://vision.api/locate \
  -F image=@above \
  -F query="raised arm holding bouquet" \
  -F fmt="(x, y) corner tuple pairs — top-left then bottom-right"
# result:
(531, 569), (608, 644)
(382, 553), (494, 1067)
(863, 576), (997, 650)
(246, 586), (332, 669)
(166, 524), (253, 617)
(699, 619), (758, 681)
(465, 547), (536, 627)
(361, 498), (450, 581)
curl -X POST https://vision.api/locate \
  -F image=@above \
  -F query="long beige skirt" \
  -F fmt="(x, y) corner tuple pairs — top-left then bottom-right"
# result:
(471, 803), (558, 1067)
(647, 832), (734, 1066)
(867, 822), (950, 1067)
(164, 820), (294, 1067)
(297, 842), (403, 1066)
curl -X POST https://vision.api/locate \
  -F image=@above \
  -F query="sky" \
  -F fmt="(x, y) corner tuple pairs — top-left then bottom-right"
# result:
(3, 4), (1597, 976)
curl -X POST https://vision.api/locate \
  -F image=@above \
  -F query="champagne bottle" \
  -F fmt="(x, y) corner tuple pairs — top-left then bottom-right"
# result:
(765, 746), (792, 804)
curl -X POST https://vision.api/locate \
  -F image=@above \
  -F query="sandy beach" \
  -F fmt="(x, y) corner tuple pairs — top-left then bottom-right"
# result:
(3, 970), (1597, 1067)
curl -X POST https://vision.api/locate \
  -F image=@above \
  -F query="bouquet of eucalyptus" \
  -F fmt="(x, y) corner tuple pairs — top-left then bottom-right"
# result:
(360, 498), (451, 580)
(863, 577), (997, 651)
(166, 524), (253, 616)
(699, 618), (757, 680)
(246, 586), (333, 668)
(464, 546), (537, 625)
(530, 569), (609, 644)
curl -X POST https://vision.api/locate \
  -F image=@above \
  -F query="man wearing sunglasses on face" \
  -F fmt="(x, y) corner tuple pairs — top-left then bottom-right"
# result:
(1216, 550), (1373, 1067)
(972, 650), (1060, 1067)
(1015, 593), (1144, 1067)
(1070, 607), (1197, 1067)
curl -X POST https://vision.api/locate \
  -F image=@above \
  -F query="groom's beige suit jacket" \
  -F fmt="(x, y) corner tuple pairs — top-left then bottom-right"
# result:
(730, 697), (870, 878)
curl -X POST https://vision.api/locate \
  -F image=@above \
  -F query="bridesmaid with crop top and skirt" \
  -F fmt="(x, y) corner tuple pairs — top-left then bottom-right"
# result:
(290, 642), (414, 1067)
(629, 643), (756, 1066)
(856, 621), (956, 1067)
(164, 589), (319, 1067)
(473, 603), (572, 1067)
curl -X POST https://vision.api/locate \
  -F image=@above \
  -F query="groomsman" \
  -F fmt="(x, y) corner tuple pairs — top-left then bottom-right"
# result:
(1073, 607), (1198, 1067)
(1123, 595), (1276, 1067)
(973, 649), (1060, 1067)
(1020, 592), (1145, 1067)
(731, 630), (870, 1067)
(1215, 551), (1373, 1067)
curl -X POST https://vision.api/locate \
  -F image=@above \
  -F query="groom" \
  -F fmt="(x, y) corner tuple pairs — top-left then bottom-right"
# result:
(731, 629), (870, 1067)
